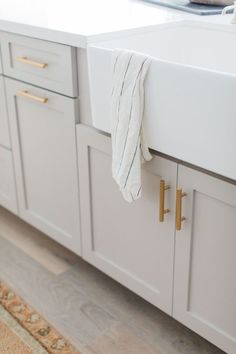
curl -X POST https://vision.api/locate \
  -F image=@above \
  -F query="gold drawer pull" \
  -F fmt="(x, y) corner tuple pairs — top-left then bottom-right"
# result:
(16, 56), (48, 69)
(159, 179), (170, 222)
(176, 188), (187, 231)
(17, 90), (48, 104)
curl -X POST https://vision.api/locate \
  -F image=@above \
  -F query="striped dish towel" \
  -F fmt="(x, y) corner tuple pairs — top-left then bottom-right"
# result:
(111, 50), (152, 202)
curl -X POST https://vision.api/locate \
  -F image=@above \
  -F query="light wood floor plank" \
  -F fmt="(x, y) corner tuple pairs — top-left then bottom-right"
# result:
(83, 324), (159, 354)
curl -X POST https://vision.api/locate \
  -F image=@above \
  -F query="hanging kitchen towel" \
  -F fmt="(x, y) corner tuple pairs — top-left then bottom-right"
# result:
(111, 49), (152, 202)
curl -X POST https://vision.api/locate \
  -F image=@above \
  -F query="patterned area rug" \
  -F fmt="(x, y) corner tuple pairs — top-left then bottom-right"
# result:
(0, 281), (80, 354)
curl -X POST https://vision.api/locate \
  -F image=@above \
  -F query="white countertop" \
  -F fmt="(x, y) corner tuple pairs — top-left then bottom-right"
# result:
(0, 0), (234, 47)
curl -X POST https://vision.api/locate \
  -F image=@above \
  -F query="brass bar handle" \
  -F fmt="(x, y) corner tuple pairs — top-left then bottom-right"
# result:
(159, 179), (170, 222)
(17, 90), (48, 104)
(176, 188), (187, 231)
(16, 56), (48, 69)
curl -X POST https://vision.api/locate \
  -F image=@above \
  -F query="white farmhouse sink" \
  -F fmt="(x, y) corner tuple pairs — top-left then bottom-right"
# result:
(87, 21), (236, 180)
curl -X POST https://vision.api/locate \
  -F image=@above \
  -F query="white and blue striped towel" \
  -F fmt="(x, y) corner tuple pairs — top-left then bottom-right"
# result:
(111, 50), (152, 202)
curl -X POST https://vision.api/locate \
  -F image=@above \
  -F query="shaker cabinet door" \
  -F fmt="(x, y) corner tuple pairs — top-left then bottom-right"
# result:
(6, 78), (81, 254)
(77, 125), (177, 314)
(173, 165), (236, 354)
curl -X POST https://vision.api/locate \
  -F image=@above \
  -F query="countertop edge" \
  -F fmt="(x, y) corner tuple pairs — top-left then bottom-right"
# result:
(0, 14), (235, 48)
(0, 19), (88, 47)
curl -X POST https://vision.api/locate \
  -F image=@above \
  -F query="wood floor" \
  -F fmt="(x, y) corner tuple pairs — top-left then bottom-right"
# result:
(0, 207), (225, 354)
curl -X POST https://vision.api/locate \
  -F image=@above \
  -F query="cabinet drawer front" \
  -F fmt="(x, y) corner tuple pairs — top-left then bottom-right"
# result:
(6, 78), (81, 254)
(0, 76), (10, 148)
(0, 146), (18, 214)
(1, 33), (78, 97)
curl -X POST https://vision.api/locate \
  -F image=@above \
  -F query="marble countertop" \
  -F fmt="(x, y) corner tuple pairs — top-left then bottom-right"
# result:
(0, 0), (234, 47)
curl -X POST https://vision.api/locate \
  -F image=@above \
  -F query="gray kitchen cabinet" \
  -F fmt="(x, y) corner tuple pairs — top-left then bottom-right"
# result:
(6, 78), (81, 254)
(77, 125), (177, 314)
(173, 165), (236, 354)
(77, 125), (236, 353)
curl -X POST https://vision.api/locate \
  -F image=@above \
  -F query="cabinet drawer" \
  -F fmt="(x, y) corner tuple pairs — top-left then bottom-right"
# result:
(1, 33), (78, 97)
(0, 146), (18, 214)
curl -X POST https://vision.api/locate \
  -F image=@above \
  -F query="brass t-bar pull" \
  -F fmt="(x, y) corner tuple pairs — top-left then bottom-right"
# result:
(159, 179), (170, 222)
(176, 188), (187, 231)
(16, 56), (48, 69)
(17, 90), (48, 104)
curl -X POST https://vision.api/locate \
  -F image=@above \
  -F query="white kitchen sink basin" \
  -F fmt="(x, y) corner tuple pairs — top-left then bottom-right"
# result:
(88, 21), (236, 180)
